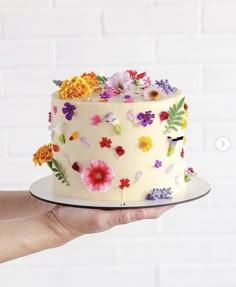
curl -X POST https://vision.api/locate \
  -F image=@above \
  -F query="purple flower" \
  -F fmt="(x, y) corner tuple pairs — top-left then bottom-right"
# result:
(100, 91), (111, 100)
(146, 188), (172, 200)
(62, 102), (76, 121)
(155, 79), (177, 95)
(154, 160), (162, 168)
(124, 95), (134, 103)
(137, 111), (155, 127)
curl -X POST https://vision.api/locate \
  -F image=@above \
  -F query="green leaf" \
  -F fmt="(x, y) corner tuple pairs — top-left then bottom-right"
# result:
(97, 75), (107, 84)
(169, 107), (174, 118)
(55, 173), (61, 177)
(177, 97), (185, 111)
(52, 168), (58, 172)
(177, 111), (185, 116)
(170, 126), (178, 131)
(62, 180), (65, 183)
(166, 118), (171, 125)
(173, 104), (177, 113)
(47, 161), (53, 170)
(173, 116), (183, 121)
(172, 121), (183, 126)
(52, 158), (60, 170)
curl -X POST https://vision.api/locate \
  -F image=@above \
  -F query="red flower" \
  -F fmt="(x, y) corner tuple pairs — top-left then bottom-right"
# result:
(181, 148), (184, 158)
(115, 146), (125, 157)
(72, 161), (80, 172)
(119, 178), (130, 189)
(100, 137), (112, 148)
(127, 70), (146, 80)
(53, 144), (60, 152)
(159, 111), (169, 121)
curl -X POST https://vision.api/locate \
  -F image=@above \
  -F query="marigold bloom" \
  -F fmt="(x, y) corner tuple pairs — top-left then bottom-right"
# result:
(139, 136), (153, 152)
(81, 72), (100, 89)
(59, 76), (92, 99)
(33, 144), (53, 166)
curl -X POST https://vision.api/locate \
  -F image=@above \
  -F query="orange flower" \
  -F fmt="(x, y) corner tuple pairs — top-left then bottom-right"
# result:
(59, 76), (92, 99)
(81, 72), (100, 89)
(33, 144), (53, 166)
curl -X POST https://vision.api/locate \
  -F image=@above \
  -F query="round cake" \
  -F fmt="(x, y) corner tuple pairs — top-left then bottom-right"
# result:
(33, 70), (193, 203)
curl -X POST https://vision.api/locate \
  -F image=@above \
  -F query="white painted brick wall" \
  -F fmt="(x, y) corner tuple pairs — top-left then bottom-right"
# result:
(204, 2), (236, 33)
(4, 9), (101, 37)
(0, 39), (53, 67)
(56, 38), (155, 66)
(104, 4), (201, 35)
(0, 0), (236, 286)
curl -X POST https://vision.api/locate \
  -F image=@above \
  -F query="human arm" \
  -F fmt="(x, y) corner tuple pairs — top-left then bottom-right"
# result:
(0, 191), (55, 220)
(0, 204), (173, 263)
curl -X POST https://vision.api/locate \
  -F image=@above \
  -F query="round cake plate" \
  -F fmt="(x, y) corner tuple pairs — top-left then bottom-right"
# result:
(30, 176), (211, 209)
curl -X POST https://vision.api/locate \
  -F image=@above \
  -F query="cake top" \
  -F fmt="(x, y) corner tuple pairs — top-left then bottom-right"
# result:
(53, 70), (180, 103)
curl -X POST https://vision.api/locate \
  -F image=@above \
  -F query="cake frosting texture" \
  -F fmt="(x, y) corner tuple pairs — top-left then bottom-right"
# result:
(33, 71), (189, 203)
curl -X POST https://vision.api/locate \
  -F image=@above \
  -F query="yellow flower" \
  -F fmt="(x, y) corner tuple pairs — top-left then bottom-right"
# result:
(33, 144), (53, 166)
(139, 136), (153, 152)
(81, 72), (100, 89)
(182, 118), (188, 130)
(59, 76), (92, 99)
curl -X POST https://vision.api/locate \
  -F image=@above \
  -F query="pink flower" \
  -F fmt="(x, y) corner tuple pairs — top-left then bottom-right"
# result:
(81, 160), (115, 192)
(53, 105), (58, 115)
(91, 114), (102, 126)
(143, 76), (152, 86)
(105, 72), (131, 95)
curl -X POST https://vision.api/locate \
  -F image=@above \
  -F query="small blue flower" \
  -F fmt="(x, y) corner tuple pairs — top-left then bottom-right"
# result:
(155, 79), (177, 95)
(146, 187), (173, 200)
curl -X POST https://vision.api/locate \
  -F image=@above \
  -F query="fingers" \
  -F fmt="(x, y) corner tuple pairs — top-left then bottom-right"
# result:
(143, 204), (175, 219)
(106, 204), (175, 227)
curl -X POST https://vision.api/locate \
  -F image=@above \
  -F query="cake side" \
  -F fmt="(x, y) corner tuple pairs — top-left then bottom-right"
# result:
(33, 70), (192, 202)
(50, 93), (187, 201)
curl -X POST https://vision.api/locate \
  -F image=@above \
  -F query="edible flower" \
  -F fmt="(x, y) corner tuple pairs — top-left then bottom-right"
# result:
(139, 136), (153, 152)
(33, 144), (53, 166)
(137, 111), (155, 127)
(62, 102), (76, 121)
(119, 178), (130, 189)
(81, 160), (115, 192)
(59, 76), (92, 99)
(105, 72), (131, 95)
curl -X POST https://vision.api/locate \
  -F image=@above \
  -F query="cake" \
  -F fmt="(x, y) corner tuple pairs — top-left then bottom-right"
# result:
(33, 70), (196, 203)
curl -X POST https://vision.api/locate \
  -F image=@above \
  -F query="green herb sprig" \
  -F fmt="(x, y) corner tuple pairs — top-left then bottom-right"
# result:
(47, 158), (70, 186)
(163, 97), (185, 134)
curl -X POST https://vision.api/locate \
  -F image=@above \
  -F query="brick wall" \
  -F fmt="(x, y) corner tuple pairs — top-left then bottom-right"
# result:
(0, 0), (236, 286)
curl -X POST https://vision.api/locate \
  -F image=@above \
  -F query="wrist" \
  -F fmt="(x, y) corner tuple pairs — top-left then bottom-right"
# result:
(42, 208), (83, 246)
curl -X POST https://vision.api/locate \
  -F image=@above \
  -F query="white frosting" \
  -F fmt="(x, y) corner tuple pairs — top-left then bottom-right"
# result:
(51, 89), (186, 202)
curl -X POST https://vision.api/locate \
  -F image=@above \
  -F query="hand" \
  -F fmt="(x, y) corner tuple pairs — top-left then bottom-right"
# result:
(45, 204), (174, 245)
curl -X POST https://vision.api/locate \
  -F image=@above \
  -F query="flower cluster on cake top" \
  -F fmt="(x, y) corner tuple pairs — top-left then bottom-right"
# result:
(53, 70), (178, 102)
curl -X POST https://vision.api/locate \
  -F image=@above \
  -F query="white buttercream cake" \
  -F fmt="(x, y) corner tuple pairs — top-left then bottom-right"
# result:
(33, 70), (192, 203)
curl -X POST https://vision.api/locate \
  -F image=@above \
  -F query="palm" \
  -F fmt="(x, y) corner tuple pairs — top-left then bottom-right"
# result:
(48, 204), (173, 238)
